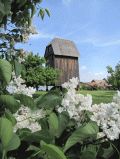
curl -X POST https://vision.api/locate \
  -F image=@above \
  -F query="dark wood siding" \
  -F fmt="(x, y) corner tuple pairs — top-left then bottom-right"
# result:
(54, 56), (79, 85)
(46, 54), (54, 67)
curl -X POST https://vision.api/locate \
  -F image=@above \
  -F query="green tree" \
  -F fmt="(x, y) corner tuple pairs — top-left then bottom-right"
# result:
(107, 61), (120, 90)
(45, 67), (59, 91)
(24, 53), (59, 90)
(0, 0), (50, 61)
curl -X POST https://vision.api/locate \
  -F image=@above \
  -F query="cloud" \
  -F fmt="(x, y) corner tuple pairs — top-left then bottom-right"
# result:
(80, 65), (107, 82)
(94, 39), (120, 47)
(62, 0), (72, 6)
(79, 37), (120, 47)
(81, 65), (87, 70)
(30, 31), (56, 40)
(64, 23), (89, 37)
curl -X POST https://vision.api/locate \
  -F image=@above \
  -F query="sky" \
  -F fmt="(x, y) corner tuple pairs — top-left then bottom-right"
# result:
(16, 0), (120, 82)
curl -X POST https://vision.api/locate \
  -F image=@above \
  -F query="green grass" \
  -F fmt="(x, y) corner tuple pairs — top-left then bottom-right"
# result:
(33, 91), (47, 98)
(79, 90), (116, 104)
(35, 90), (117, 104)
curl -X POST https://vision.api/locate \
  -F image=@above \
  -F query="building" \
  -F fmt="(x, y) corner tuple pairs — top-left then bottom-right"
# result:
(44, 38), (80, 85)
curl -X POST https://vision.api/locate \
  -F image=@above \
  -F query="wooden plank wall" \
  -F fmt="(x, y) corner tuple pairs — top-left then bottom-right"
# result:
(54, 56), (79, 85)
(46, 54), (54, 67)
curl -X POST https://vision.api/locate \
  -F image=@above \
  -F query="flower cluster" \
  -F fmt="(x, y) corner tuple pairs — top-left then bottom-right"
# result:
(17, 49), (29, 63)
(62, 77), (79, 90)
(21, 25), (38, 42)
(57, 77), (120, 140)
(7, 72), (36, 97)
(91, 102), (120, 140)
(14, 106), (46, 132)
(58, 77), (92, 125)
(91, 90), (120, 140)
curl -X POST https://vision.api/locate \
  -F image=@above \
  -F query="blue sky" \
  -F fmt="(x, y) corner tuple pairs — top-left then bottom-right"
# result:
(16, 0), (120, 82)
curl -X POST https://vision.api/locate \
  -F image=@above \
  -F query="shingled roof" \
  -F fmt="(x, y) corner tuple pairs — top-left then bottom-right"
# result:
(45, 38), (79, 57)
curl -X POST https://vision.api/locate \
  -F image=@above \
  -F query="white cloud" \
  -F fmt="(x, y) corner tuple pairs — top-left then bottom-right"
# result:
(81, 65), (87, 70)
(79, 37), (120, 47)
(30, 31), (55, 40)
(64, 23), (89, 37)
(80, 65), (107, 82)
(95, 39), (120, 47)
(62, 0), (72, 6)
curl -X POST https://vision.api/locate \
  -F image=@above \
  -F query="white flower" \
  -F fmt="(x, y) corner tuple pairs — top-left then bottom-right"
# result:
(90, 102), (120, 140)
(62, 77), (79, 90)
(14, 106), (46, 132)
(7, 72), (36, 97)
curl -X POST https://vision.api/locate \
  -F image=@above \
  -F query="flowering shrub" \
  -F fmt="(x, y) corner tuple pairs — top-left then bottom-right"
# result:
(0, 59), (120, 159)
(7, 72), (36, 97)
(58, 77), (120, 141)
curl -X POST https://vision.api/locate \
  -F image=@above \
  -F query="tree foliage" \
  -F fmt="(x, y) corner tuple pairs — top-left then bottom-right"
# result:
(0, 0), (50, 60)
(107, 61), (120, 90)
(24, 53), (59, 90)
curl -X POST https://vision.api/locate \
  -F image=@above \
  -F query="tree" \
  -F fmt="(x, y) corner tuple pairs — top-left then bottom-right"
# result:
(107, 61), (120, 90)
(0, 0), (50, 61)
(45, 67), (59, 91)
(0, 0), (51, 88)
(24, 53), (59, 90)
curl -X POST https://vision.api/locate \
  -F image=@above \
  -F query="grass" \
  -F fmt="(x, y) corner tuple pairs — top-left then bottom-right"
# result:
(35, 90), (117, 104)
(79, 90), (116, 104)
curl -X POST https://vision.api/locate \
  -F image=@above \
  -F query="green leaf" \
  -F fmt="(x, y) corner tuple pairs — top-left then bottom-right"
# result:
(0, 59), (12, 85)
(14, 60), (22, 77)
(23, 130), (54, 144)
(0, 95), (20, 113)
(27, 145), (40, 152)
(80, 145), (98, 159)
(39, 8), (45, 20)
(101, 144), (114, 159)
(39, 118), (49, 130)
(21, 64), (26, 78)
(0, 118), (13, 148)
(48, 113), (59, 136)
(41, 142), (67, 159)
(56, 112), (69, 138)
(36, 91), (62, 110)
(64, 121), (99, 152)
(30, 5), (36, 18)
(6, 133), (20, 152)
(0, 0), (11, 15)
(14, 94), (35, 109)
(16, 128), (31, 141)
(0, 1), (5, 14)
(5, 110), (17, 126)
(45, 8), (50, 17)
(17, 0), (27, 8)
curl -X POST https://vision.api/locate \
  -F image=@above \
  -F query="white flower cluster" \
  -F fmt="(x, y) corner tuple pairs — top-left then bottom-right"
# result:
(21, 25), (38, 42)
(14, 106), (46, 132)
(62, 77), (79, 90)
(7, 72), (36, 97)
(57, 77), (120, 140)
(91, 102), (120, 140)
(17, 49), (29, 63)
(58, 77), (92, 125)
(91, 90), (120, 140)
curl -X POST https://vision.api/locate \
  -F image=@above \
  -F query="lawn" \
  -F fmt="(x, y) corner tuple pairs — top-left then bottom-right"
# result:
(79, 90), (116, 104)
(35, 90), (117, 104)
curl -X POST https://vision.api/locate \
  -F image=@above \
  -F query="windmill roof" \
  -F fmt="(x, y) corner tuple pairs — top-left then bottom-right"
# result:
(45, 38), (80, 57)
